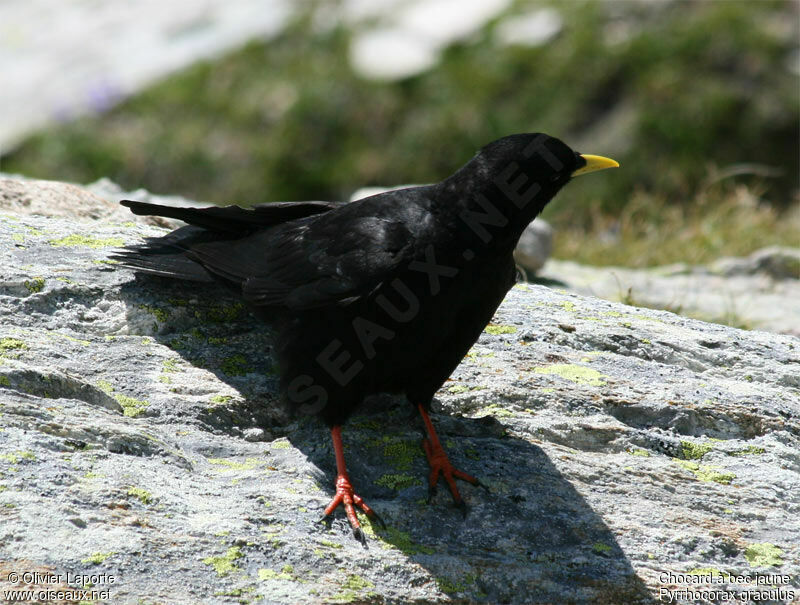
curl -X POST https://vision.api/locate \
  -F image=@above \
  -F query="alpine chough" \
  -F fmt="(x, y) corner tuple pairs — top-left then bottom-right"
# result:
(112, 133), (618, 539)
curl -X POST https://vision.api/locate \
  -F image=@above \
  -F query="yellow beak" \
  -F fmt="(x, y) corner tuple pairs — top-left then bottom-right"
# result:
(571, 154), (620, 177)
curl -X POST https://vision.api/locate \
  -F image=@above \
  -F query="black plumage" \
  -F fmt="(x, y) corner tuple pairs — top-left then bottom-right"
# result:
(112, 133), (617, 538)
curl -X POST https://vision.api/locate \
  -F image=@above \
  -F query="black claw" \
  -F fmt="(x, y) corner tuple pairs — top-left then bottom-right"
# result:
(476, 479), (491, 493)
(319, 513), (333, 526)
(457, 499), (468, 519)
(353, 526), (367, 546)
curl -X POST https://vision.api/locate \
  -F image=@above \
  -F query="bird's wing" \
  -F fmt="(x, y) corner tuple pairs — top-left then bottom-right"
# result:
(185, 211), (420, 310)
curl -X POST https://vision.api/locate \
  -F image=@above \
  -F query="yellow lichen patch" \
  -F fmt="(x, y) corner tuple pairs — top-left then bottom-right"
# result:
(203, 546), (244, 577)
(533, 364), (608, 386)
(48, 234), (125, 248)
(208, 457), (264, 472)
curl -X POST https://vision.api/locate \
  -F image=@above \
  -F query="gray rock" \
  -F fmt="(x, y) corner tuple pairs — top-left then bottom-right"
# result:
(711, 246), (800, 281)
(513, 218), (553, 277)
(1, 180), (799, 604)
(542, 254), (800, 337)
(0, 173), (197, 229)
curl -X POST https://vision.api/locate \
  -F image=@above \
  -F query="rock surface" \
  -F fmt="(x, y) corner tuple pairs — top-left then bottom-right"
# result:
(541, 250), (800, 337)
(1, 185), (799, 604)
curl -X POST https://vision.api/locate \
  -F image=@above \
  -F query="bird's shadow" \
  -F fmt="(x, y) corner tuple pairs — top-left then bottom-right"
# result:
(117, 274), (651, 603)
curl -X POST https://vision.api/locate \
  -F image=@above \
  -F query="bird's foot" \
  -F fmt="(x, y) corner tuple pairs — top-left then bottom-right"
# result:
(322, 473), (385, 541)
(422, 437), (485, 515)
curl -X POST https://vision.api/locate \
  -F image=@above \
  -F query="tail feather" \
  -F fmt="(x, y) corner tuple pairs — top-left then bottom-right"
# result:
(114, 198), (338, 282)
(120, 199), (337, 234)
(110, 225), (222, 282)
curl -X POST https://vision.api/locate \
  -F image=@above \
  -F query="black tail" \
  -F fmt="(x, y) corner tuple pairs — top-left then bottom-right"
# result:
(112, 199), (338, 282)
(120, 199), (337, 234)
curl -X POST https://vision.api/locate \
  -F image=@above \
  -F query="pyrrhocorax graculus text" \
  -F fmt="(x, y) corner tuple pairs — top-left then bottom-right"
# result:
(112, 133), (618, 540)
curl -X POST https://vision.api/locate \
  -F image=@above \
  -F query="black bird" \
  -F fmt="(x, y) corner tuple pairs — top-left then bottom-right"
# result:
(112, 133), (617, 538)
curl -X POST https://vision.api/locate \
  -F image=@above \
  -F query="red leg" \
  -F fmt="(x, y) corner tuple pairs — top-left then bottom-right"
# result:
(417, 404), (484, 511)
(322, 425), (384, 539)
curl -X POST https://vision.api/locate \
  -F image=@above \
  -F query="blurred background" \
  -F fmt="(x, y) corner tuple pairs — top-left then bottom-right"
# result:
(1, 0), (798, 329)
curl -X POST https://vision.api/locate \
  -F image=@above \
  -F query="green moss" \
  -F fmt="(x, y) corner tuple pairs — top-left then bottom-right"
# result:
(209, 394), (232, 405)
(0, 451), (36, 464)
(82, 552), (115, 565)
(221, 354), (250, 376)
(330, 574), (375, 601)
(728, 445), (766, 456)
(116, 394), (149, 417)
(126, 486), (153, 504)
(203, 546), (244, 577)
(674, 460), (735, 484)
(161, 358), (180, 373)
(48, 234), (124, 248)
(24, 277), (45, 293)
(484, 324), (517, 335)
(383, 439), (418, 470)
(680, 440), (713, 460)
(257, 568), (289, 581)
(592, 542), (613, 555)
(208, 457), (263, 472)
(0, 376), (10, 387)
(480, 403), (514, 418)
(744, 543), (783, 567)
(138, 304), (170, 322)
(375, 473), (421, 490)
(96, 380), (113, 395)
(534, 364), (608, 386)
(378, 527), (435, 555)
(318, 539), (343, 549)
(629, 449), (651, 457)
(561, 301), (577, 312)
(0, 338), (27, 351)
(204, 303), (245, 322)
(436, 576), (468, 593)
(271, 438), (290, 449)
(466, 348), (495, 360)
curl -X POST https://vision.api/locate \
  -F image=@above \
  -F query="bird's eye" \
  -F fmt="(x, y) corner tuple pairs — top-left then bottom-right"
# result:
(550, 174), (561, 183)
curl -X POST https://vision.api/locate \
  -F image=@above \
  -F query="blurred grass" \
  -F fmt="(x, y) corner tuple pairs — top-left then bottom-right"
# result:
(553, 181), (800, 267)
(2, 0), (797, 267)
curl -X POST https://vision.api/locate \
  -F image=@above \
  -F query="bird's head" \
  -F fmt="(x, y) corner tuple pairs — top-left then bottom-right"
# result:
(474, 133), (619, 201)
(440, 132), (618, 248)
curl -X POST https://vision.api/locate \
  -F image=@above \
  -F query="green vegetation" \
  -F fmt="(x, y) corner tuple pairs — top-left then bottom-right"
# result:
(2, 1), (796, 267)
(203, 546), (244, 576)
(680, 440), (713, 460)
(0, 338), (27, 352)
(48, 234), (124, 248)
(674, 460), (735, 484)
(24, 277), (45, 294)
(81, 552), (115, 565)
(484, 324), (518, 335)
(744, 543), (784, 567)
(534, 363), (608, 386)
(126, 486), (153, 504)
